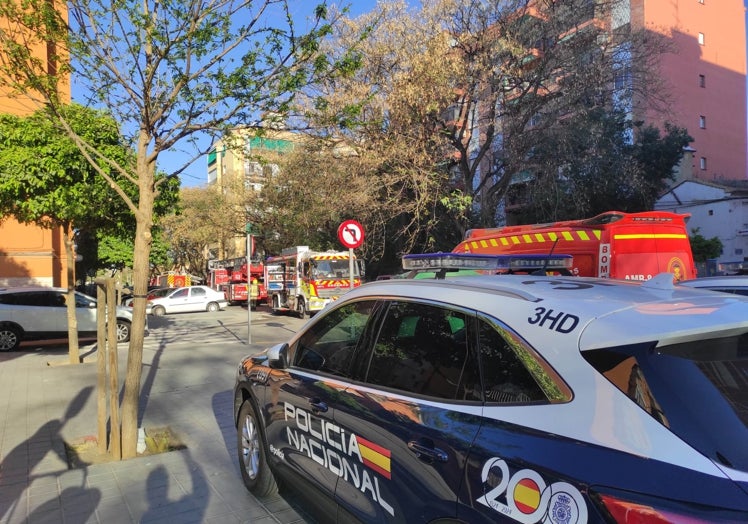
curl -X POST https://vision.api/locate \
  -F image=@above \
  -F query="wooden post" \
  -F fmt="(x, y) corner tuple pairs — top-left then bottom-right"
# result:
(106, 279), (121, 460)
(95, 281), (108, 455)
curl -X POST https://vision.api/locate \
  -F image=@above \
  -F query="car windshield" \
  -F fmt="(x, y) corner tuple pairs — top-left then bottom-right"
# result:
(583, 334), (748, 472)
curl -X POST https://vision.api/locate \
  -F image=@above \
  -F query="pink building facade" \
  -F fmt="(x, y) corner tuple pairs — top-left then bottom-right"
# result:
(633, 0), (747, 181)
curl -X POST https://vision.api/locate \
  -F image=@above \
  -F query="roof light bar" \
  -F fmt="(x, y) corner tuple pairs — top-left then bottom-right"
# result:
(402, 253), (572, 272)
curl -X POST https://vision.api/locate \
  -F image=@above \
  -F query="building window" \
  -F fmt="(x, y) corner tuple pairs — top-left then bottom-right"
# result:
(700, 157), (707, 170)
(699, 115), (706, 129)
(699, 74), (706, 88)
(698, 32), (705, 45)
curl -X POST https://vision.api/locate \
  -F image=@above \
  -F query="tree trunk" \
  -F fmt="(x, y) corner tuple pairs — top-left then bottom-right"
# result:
(63, 228), (80, 364)
(120, 141), (156, 459)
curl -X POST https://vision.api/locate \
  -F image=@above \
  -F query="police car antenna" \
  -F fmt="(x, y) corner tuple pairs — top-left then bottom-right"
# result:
(532, 238), (560, 276)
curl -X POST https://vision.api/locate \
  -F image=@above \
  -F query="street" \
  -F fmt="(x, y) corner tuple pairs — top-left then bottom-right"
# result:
(141, 303), (308, 351)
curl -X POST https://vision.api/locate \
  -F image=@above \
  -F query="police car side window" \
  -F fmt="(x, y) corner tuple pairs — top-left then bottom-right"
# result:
(478, 321), (554, 404)
(294, 300), (376, 377)
(365, 302), (479, 401)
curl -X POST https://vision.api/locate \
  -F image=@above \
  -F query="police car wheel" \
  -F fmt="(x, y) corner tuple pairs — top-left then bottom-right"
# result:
(237, 400), (277, 497)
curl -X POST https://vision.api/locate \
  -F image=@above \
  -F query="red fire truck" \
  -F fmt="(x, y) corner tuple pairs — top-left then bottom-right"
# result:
(208, 257), (267, 309)
(150, 272), (193, 288)
(453, 211), (697, 281)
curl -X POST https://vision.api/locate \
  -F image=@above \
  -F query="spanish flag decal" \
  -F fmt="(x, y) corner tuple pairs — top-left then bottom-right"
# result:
(356, 436), (392, 479)
(513, 477), (541, 514)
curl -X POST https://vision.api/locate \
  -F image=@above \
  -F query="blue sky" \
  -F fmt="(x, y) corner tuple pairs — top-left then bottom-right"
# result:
(174, 1), (383, 187)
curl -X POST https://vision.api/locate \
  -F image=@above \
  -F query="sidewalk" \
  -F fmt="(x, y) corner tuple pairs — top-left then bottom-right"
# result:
(0, 318), (311, 524)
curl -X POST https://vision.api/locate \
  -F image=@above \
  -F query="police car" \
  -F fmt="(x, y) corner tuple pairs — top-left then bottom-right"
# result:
(233, 254), (748, 523)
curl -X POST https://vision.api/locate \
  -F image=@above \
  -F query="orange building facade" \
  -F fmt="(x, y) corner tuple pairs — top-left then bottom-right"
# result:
(0, 1), (71, 287)
(633, 0), (747, 181)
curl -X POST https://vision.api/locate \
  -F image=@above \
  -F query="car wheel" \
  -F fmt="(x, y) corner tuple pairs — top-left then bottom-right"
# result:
(296, 299), (307, 319)
(237, 400), (277, 497)
(0, 325), (21, 351)
(207, 302), (219, 312)
(152, 305), (166, 317)
(116, 320), (131, 343)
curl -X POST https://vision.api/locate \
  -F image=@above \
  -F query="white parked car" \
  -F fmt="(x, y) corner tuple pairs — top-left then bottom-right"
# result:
(0, 287), (140, 351)
(146, 285), (228, 316)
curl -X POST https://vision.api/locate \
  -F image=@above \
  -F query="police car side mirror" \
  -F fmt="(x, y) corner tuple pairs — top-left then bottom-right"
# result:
(267, 342), (289, 369)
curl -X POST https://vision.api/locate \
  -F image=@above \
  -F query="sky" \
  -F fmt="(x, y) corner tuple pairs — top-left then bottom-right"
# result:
(171, 1), (383, 188)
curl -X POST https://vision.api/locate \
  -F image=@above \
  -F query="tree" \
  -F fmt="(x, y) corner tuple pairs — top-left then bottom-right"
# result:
(0, 0), (347, 458)
(305, 0), (672, 247)
(512, 111), (692, 223)
(0, 104), (139, 363)
(689, 228), (723, 263)
(291, 0), (464, 261)
(159, 186), (242, 277)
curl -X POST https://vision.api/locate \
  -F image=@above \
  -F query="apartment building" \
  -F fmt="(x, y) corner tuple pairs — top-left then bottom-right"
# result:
(631, 0), (747, 182)
(206, 125), (297, 259)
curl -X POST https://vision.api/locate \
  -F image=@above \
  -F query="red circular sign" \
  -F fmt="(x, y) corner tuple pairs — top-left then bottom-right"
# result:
(338, 220), (365, 249)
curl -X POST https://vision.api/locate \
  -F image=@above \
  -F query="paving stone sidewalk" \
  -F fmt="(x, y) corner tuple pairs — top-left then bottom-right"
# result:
(0, 318), (310, 524)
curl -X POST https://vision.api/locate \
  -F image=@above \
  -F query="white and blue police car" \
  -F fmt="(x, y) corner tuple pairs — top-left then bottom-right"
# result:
(234, 254), (748, 523)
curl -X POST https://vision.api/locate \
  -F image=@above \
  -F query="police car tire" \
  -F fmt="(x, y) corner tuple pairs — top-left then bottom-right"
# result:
(237, 400), (278, 497)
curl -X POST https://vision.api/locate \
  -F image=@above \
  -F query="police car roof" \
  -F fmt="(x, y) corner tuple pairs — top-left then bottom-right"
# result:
(349, 273), (748, 352)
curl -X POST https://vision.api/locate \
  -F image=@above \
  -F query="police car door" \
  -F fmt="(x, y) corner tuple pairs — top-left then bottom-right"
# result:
(457, 315), (580, 524)
(332, 300), (483, 523)
(266, 299), (378, 519)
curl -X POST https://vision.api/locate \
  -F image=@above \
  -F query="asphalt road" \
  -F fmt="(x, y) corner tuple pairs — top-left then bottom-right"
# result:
(142, 302), (309, 351)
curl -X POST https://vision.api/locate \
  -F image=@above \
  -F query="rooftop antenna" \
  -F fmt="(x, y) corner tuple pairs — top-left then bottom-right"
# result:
(532, 238), (560, 276)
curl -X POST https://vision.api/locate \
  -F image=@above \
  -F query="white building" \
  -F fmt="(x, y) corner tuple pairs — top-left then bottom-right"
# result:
(655, 180), (748, 273)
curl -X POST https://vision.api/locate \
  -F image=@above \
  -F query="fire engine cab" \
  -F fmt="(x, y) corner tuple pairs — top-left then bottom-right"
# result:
(208, 257), (267, 309)
(453, 211), (697, 281)
(265, 246), (363, 317)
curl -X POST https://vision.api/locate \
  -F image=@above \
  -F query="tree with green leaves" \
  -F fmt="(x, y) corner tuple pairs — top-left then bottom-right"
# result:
(512, 110), (692, 223)
(689, 228), (723, 263)
(0, 0), (347, 458)
(0, 104), (142, 363)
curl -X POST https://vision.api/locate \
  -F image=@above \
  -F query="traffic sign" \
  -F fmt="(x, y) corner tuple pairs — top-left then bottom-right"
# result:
(338, 220), (364, 249)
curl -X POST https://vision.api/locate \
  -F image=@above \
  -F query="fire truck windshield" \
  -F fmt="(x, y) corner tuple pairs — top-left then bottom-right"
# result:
(312, 259), (357, 279)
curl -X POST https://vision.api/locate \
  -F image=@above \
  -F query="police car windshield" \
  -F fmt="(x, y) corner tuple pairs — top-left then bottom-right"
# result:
(583, 335), (748, 472)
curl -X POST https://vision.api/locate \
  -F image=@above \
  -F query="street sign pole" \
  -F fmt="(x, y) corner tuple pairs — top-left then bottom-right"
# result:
(349, 248), (354, 289)
(246, 223), (252, 345)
